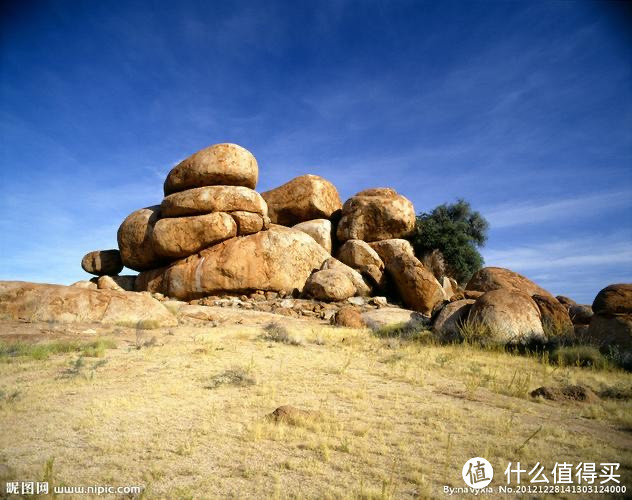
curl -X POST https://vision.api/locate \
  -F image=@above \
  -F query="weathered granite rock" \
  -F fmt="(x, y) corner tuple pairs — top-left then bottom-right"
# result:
(96, 275), (136, 292)
(161, 186), (267, 218)
(532, 294), (573, 335)
(117, 206), (168, 272)
(292, 219), (333, 253)
(386, 253), (445, 315)
(303, 269), (356, 302)
(433, 299), (475, 341)
(136, 225), (329, 300)
(164, 143), (258, 195)
(230, 211), (267, 235)
(336, 188), (415, 242)
(466, 267), (553, 298)
(468, 289), (545, 344)
(337, 239), (384, 285)
(262, 174), (342, 226)
(592, 283), (632, 316)
(368, 239), (414, 266)
(0, 281), (177, 326)
(320, 258), (371, 296)
(81, 249), (123, 276)
(152, 212), (237, 259)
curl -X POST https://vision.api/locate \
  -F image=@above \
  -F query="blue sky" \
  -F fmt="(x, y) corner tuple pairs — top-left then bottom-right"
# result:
(1, 0), (630, 303)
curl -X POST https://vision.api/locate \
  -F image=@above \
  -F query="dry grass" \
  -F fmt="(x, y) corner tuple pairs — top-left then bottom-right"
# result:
(0, 321), (630, 498)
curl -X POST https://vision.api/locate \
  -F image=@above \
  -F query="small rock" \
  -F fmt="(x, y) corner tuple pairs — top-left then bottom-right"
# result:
(267, 405), (319, 424)
(332, 306), (366, 328)
(369, 296), (388, 307)
(530, 385), (599, 403)
(346, 296), (365, 306)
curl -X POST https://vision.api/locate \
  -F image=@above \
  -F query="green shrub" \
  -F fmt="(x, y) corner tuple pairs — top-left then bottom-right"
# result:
(551, 345), (607, 369)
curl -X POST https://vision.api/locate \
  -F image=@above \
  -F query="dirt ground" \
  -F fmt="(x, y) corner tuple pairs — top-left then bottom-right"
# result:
(0, 317), (630, 499)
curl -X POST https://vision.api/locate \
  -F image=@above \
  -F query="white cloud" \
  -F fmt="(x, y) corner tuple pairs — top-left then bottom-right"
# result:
(484, 190), (632, 228)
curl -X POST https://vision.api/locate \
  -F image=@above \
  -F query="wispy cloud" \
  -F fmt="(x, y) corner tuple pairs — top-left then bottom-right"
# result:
(484, 190), (632, 229)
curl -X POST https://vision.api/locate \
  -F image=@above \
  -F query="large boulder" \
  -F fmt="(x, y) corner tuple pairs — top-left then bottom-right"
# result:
(433, 299), (475, 341)
(292, 219), (333, 253)
(0, 281), (177, 327)
(303, 269), (355, 302)
(386, 253), (445, 315)
(592, 284), (632, 315)
(336, 188), (415, 242)
(466, 267), (553, 298)
(117, 205), (168, 272)
(532, 294), (573, 335)
(468, 289), (545, 344)
(161, 185), (267, 218)
(261, 174), (342, 226)
(81, 249), (123, 276)
(136, 225), (330, 300)
(152, 212), (237, 259)
(368, 239), (414, 266)
(320, 258), (371, 296)
(163, 143), (258, 195)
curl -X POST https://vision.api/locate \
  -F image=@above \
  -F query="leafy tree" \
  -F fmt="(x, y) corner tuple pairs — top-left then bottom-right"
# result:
(410, 199), (489, 285)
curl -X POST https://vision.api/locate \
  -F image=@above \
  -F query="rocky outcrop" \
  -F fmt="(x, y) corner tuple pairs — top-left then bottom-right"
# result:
(163, 143), (258, 195)
(466, 267), (553, 298)
(151, 212), (237, 259)
(160, 186), (267, 218)
(81, 249), (123, 276)
(556, 295), (576, 310)
(117, 206), (168, 272)
(303, 270), (356, 302)
(433, 299), (475, 341)
(292, 219), (333, 253)
(336, 188), (415, 242)
(0, 281), (176, 326)
(532, 294), (572, 335)
(262, 174), (342, 226)
(386, 253), (445, 315)
(468, 289), (545, 344)
(136, 225), (329, 300)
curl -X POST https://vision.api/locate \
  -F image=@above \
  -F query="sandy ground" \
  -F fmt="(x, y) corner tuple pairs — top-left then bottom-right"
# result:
(0, 318), (630, 499)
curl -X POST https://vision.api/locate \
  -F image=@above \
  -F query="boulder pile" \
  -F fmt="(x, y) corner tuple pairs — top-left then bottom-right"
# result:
(75, 142), (631, 351)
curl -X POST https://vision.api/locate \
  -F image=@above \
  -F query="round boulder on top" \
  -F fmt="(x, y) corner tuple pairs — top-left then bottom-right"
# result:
(466, 267), (553, 298)
(151, 212), (237, 259)
(81, 249), (123, 276)
(336, 188), (415, 243)
(261, 174), (342, 226)
(163, 143), (258, 195)
(117, 205), (168, 272)
(468, 289), (545, 344)
(592, 283), (632, 316)
(136, 225), (330, 300)
(161, 185), (268, 218)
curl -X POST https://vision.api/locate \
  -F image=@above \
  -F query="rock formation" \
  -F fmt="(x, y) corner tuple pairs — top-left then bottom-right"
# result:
(70, 140), (631, 351)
